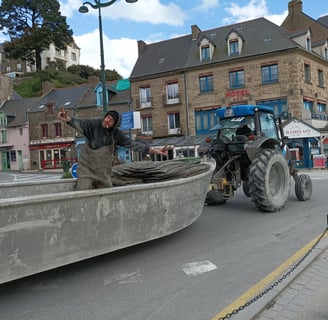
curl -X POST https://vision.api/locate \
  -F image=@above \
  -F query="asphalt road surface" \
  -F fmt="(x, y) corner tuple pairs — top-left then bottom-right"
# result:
(0, 170), (327, 320)
(0, 171), (62, 183)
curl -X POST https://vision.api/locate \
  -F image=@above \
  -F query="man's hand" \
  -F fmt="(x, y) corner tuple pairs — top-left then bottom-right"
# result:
(150, 144), (168, 156)
(57, 107), (71, 122)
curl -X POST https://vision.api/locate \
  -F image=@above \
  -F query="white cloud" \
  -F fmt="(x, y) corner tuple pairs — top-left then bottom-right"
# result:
(74, 30), (138, 78)
(197, 0), (220, 12)
(223, 0), (287, 25)
(61, 0), (186, 26)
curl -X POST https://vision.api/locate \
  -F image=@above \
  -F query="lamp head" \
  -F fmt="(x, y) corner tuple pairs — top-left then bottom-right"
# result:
(79, 5), (89, 13)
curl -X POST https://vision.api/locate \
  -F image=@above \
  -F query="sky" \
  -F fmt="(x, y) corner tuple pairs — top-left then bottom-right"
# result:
(1, 0), (328, 78)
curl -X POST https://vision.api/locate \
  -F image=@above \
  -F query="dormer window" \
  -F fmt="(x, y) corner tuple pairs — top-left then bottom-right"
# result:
(229, 39), (239, 55)
(199, 38), (215, 62)
(306, 37), (311, 51)
(226, 30), (243, 56)
(201, 45), (210, 61)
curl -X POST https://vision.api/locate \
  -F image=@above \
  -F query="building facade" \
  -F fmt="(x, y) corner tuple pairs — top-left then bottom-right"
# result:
(0, 41), (80, 76)
(129, 0), (328, 167)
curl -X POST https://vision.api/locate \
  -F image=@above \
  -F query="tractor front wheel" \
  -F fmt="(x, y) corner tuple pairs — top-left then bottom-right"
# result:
(295, 174), (312, 201)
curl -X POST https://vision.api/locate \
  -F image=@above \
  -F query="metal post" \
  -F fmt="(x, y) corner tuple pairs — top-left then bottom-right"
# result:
(98, 6), (107, 115)
(79, 0), (138, 116)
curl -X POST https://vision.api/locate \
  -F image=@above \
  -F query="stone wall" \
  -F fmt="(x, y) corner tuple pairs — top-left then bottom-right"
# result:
(0, 75), (13, 104)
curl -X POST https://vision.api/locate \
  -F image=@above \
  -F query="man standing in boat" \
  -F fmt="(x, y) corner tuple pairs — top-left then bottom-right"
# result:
(57, 108), (168, 190)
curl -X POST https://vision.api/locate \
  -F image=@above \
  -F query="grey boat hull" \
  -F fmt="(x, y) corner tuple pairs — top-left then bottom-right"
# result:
(0, 164), (213, 284)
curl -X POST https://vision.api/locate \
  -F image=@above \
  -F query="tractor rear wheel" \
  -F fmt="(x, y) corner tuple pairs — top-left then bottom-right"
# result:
(249, 149), (290, 212)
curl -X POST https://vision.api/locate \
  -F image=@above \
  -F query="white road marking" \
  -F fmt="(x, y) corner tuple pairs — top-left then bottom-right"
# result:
(181, 260), (218, 276)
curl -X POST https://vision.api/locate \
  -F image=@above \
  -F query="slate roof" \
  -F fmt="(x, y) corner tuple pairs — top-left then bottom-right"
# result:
(317, 15), (328, 28)
(28, 84), (90, 113)
(1, 97), (39, 127)
(130, 18), (298, 79)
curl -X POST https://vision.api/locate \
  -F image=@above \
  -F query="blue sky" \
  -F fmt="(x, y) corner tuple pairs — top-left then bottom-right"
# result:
(2, 0), (328, 78)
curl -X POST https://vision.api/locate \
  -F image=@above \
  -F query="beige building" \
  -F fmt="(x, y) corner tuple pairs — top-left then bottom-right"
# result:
(129, 0), (328, 165)
(0, 41), (80, 76)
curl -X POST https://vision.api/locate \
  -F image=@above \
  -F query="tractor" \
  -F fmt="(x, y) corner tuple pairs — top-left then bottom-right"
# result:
(205, 104), (312, 212)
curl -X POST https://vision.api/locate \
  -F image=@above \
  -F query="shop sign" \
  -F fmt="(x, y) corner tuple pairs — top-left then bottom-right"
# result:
(284, 120), (320, 138)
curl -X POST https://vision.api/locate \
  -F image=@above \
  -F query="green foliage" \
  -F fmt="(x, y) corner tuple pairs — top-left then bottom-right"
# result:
(13, 65), (124, 98)
(67, 64), (97, 79)
(0, 0), (73, 70)
(14, 77), (43, 97)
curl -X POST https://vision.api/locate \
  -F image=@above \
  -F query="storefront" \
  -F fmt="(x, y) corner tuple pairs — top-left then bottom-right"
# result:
(283, 119), (321, 169)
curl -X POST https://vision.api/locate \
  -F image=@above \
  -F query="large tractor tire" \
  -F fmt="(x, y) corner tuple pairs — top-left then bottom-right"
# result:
(248, 149), (290, 212)
(242, 181), (251, 197)
(295, 174), (312, 201)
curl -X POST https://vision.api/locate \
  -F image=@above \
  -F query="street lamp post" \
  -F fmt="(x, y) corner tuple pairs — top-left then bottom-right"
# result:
(79, 0), (138, 115)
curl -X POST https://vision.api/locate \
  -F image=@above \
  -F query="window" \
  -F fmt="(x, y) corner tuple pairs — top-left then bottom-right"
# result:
(259, 113), (279, 139)
(55, 123), (62, 137)
(166, 81), (179, 104)
(139, 86), (151, 108)
(10, 150), (16, 162)
(304, 64), (311, 83)
(303, 99), (313, 113)
(17, 63), (22, 72)
(167, 112), (180, 134)
(317, 102), (326, 113)
(325, 48), (328, 60)
(318, 69), (324, 87)
(71, 52), (77, 61)
(256, 98), (288, 119)
(306, 38), (311, 51)
(229, 69), (244, 89)
(195, 109), (218, 135)
(0, 113), (7, 125)
(261, 64), (278, 84)
(41, 124), (49, 138)
(1, 129), (7, 143)
(141, 115), (153, 135)
(199, 74), (213, 93)
(201, 45), (210, 61)
(229, 40), (239, 55)
(19, 128), (23, 135)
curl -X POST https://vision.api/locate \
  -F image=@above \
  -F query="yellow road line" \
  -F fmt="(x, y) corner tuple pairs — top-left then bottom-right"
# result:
(212, 232), (327, 320)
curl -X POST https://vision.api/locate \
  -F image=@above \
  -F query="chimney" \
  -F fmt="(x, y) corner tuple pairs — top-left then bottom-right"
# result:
(191, 24), (201, 41)
(137, 40), (147, 56)
(288, 0), (303, 17)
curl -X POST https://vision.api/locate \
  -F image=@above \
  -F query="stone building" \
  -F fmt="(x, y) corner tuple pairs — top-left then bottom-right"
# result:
(129, 0), (328, 166)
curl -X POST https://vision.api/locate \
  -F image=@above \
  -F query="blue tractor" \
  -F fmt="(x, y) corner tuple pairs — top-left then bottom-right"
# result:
(205, 105), (312, 212)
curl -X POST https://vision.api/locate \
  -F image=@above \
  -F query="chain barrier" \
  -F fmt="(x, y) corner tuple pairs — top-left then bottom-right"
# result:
(216, 219), (328, 320)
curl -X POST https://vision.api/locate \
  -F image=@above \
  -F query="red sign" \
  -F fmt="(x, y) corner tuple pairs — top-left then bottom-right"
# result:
(29, 143), (72, 150)
(225, 89), (250, 99)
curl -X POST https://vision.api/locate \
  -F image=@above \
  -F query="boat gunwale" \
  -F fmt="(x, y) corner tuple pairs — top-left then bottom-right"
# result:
(0, 164), (213, 208)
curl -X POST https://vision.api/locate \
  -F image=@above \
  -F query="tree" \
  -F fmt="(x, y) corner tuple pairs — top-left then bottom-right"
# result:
(0, 0), (73, 71)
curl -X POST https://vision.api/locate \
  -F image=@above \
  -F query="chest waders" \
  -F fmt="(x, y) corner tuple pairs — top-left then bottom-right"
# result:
(76, 144), (114, 190)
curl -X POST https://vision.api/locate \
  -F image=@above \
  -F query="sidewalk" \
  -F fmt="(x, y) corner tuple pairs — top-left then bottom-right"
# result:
(251, 233), (328, 320)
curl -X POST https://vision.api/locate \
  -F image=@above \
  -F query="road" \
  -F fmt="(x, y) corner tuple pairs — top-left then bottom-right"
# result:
(0, 171), (62, 183)
(0, 170), (327, 320)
